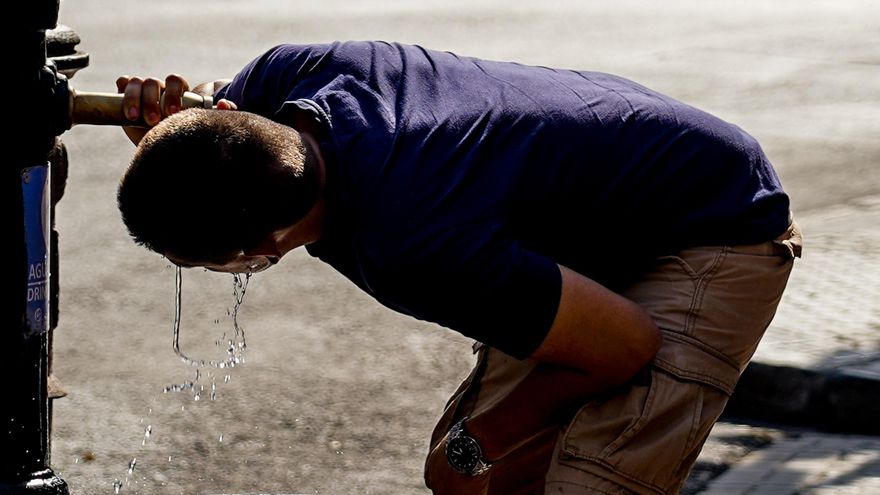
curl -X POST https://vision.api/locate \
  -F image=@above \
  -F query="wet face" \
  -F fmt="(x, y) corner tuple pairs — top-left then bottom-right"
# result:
(164, 252), (279, 274)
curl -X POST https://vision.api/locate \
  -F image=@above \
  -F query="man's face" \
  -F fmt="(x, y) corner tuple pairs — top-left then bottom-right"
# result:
(164, 252), (279, 274)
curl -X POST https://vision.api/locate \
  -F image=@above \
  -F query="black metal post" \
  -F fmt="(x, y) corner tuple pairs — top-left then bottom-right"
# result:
(0, 1), (79, 493)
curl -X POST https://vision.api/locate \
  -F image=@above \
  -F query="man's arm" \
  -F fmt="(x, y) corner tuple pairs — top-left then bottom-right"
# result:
(463, 265), (661, 459)
(530, 264), (662, 385)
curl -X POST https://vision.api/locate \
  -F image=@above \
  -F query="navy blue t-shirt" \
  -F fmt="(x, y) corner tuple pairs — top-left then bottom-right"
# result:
(216, 41), (790, 359)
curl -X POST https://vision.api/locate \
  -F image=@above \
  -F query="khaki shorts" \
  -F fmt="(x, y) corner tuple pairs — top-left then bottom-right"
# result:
(425, 222), (802, 494)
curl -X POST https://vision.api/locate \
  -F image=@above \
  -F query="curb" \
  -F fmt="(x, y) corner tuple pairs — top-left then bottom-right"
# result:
(723, 361), (880, 435)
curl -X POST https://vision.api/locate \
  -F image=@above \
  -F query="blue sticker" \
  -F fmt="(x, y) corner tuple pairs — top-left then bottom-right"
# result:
(22, 165), (50, 337)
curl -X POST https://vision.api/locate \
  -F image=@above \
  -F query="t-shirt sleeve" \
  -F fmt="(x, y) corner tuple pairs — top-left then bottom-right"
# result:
(359, 225), (563, 359)
(214, 43), (335, 117)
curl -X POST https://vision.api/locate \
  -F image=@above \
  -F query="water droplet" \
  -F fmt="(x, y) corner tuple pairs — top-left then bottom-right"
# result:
(141, 425), (152, 446)
(163, 381), (194, 393)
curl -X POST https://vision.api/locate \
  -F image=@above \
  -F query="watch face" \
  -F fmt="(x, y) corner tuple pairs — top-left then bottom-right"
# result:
(447, 435), (483, 474)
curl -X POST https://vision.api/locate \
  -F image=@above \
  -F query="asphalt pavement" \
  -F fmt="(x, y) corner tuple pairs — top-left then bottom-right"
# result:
(48, 0), (879, 493)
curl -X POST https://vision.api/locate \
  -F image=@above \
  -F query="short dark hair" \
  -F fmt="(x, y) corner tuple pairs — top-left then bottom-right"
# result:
(117, 108), (320, 263)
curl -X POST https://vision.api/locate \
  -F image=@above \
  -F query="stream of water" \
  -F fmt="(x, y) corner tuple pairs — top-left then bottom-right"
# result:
(172, 266), (249, 368)
(111, 268), (252, 494)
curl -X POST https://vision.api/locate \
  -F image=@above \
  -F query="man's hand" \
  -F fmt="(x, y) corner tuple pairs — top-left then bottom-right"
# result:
(449, 266), (662, 463)
(115, 74), (237, 145)
(530, 264), (662, 385)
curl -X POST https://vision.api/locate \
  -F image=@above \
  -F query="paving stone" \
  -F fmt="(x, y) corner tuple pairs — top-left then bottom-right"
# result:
(698, 433), (880, 494)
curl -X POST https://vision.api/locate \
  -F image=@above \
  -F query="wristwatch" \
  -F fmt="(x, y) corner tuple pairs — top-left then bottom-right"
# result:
(446, 417), (492, 476)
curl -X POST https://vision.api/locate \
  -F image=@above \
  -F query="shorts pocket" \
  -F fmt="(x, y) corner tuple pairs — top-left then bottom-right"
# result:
(431, 342), (489, 448)
(559, 332), (737, 494)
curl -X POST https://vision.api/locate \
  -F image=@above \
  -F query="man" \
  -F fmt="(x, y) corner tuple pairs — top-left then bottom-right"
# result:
(116, 41), (801, 494)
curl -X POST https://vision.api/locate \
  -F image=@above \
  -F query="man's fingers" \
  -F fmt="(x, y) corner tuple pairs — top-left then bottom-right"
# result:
(216, 99), (238, 111)
(122, 77), (143, 122)
(141, 78), (165, 127)
(118, 73), (203, 124)
(163, 74), (190, 116)
(116, 75), (131, 94)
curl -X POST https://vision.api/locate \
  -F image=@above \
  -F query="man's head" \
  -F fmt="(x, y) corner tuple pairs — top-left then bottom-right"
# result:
(117, 108), (321, 270)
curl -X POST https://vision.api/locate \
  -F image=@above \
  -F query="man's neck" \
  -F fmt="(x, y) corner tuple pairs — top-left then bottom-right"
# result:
(274, 121), (328, 256)
(274, 194), (325, 255)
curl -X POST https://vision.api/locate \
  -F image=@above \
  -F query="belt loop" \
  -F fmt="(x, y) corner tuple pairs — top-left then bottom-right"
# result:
(772, 218), (803, 259)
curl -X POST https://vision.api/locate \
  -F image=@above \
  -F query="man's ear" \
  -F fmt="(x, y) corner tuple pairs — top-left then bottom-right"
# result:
(243, 232), (282, 257)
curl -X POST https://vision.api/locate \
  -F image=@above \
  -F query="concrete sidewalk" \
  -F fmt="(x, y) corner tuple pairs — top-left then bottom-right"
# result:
(687, 196), (880, 493)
